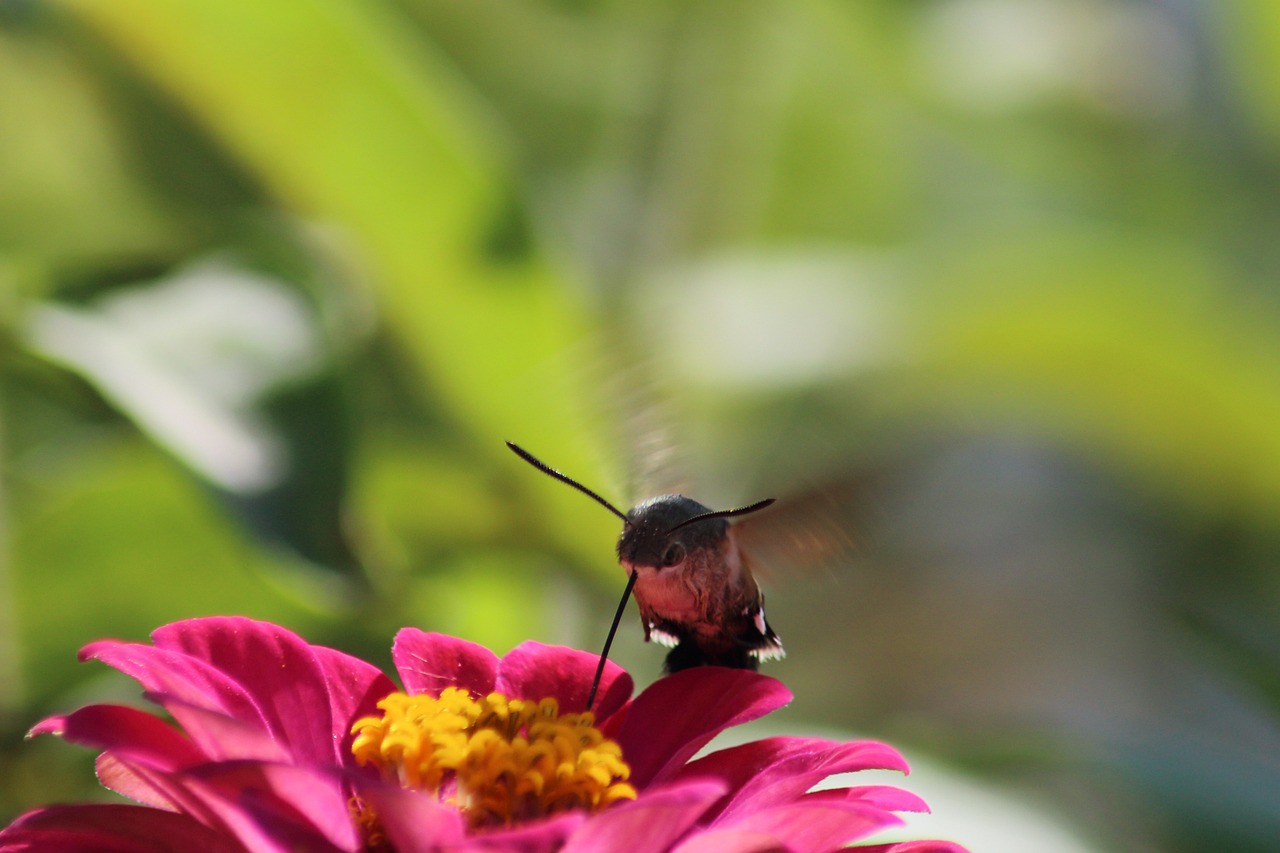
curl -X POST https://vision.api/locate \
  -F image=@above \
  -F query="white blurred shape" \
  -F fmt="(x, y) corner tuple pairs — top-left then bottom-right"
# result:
(25, 262), (326, 493)
(642, 251), (895, 388)
(921, 0), (1076, 109)
(835, 759), (1100, 853)
(699, 721), (1100, 852)
(918, 0), (1189, 118)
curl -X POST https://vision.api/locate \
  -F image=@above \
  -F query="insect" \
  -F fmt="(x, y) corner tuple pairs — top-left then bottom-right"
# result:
(506, 441), (784, 707)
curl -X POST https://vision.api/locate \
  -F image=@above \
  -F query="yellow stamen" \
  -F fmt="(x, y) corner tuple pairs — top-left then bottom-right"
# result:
(351, 688), (637, 828)
(347, 796), (390, 852)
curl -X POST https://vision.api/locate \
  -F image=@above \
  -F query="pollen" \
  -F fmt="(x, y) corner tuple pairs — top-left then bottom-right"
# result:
(350, 687), (637, 828)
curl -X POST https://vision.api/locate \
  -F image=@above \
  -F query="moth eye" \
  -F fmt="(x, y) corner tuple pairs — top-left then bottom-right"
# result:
(661, 543), (686, 567)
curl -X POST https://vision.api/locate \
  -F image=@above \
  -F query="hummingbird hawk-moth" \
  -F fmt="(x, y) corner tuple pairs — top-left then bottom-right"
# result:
(506, 441), (783, 706)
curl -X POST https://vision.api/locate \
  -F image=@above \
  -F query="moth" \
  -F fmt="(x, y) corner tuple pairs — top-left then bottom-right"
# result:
(507, 442), (784, 706)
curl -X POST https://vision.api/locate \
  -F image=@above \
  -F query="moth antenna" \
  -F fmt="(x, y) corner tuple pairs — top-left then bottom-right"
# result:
(586, 569), (638, 711)
(667, 498), (776, 533)
(506, 441), (629, 523)
(507, 441), (635, 709)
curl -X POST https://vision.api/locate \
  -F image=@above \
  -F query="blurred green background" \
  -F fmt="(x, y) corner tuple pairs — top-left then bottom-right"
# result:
(3, 0), (1280, 850)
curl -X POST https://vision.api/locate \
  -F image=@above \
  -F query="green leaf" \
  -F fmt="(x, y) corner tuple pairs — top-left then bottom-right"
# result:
(56, 0), (618, 561)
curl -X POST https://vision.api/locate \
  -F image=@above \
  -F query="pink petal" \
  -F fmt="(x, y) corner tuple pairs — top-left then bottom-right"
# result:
(454, 813), (584, 853)
(678, 737), (909, 823)
(671, 828), (787, 853)
(175, 772), (346, 853)
(614, 668), (792, 788)
(191, 761), (361, 851)
(26, 716), (65, 738)
(495, 641), (632, 715)
(96, 753), (185, 811)
(308, 643), (399, 754)
(0, 804), (240, 853)
(355, 780), (467, 852)
(88, 756), (352, 852)
(142, 694), (291, 763)
(723, 800), (904, 851)
(808, 785), (931, 815)
(150, 616), (392, 767)
(30, 705), (204, 770)
(80, 639), (264, 731)
(77, 756), (240, 838)
(560, 780), (726, 853)
(392, 629), (499, 697)
(359, 780), (586, 853)
(27, 703), (224, 811)
(852, 843), (971, 853)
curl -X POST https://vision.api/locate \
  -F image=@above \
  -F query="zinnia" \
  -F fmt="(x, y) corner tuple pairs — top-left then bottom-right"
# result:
(0, 617), (967, 852)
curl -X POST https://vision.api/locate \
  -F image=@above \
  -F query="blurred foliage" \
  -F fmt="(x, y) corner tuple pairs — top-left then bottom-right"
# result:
(3, 1), (1280, 850)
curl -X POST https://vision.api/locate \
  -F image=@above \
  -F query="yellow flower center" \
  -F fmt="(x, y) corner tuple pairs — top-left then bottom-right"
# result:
(350, 688), (637, 828)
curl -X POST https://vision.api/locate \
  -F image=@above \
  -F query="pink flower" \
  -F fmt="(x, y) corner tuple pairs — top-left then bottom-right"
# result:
(0, 617), (967, 852)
